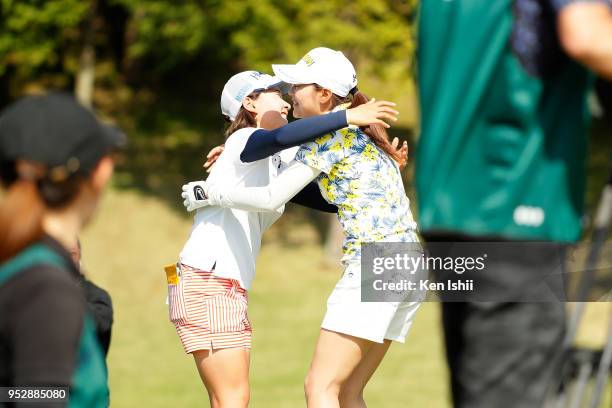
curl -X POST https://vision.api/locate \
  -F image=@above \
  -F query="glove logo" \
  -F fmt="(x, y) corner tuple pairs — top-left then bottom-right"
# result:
(194, 185), (206, 201)
(272, 154), (281, 169)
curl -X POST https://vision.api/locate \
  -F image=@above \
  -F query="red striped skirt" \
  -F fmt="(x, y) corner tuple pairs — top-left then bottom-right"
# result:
(168, 263), (252, 353)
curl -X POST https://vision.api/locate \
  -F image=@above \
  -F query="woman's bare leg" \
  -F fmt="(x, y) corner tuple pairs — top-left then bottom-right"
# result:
(192, 347), (251, 408)
(338, 340), (392, 407)
(304, 329), (375, 408)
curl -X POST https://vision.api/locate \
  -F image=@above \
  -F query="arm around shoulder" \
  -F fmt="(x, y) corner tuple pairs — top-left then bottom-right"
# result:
(206, 160), (321, 212)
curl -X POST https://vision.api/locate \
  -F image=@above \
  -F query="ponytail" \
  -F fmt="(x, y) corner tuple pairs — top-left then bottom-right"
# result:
(0, 162), (88, 262)
(224, 107), (257, 139)
(348, 91), (402, 163)
(0, 180), (45, 262)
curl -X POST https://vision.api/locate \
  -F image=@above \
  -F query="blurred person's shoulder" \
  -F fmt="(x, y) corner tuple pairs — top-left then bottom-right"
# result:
(0, 237), (85, 311)
(80, 278), (112, 307)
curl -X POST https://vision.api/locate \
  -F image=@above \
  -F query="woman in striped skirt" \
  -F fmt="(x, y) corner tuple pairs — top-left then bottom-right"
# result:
(172, 70), (398, 407)
(183, 47), (423, 408)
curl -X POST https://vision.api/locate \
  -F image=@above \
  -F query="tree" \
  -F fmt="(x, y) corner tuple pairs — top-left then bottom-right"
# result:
(0, 0), (89, 102)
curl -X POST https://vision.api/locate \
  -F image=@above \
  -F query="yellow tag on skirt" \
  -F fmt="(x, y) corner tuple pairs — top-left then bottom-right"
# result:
(164, 263), (179, 285)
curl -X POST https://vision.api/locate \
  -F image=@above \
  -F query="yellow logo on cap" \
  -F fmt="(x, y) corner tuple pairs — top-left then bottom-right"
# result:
(302, 54), (315, 66)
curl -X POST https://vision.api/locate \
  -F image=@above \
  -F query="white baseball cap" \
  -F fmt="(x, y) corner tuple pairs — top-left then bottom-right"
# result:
(220, 71), (284, 121)
(272, 47), (358, 98)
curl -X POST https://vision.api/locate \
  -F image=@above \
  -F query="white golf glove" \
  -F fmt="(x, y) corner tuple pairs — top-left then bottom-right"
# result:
(181, 180), (210, 212)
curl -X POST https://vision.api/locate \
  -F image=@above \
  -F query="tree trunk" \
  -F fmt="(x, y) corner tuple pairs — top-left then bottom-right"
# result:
(76, 45), (95, 108)
(75, 0), (98, 108)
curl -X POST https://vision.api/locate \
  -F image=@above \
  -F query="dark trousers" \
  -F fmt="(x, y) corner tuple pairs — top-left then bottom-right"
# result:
(424, 234), (567, 408)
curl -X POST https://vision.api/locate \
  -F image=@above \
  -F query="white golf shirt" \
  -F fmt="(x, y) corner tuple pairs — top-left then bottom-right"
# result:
(179, 127), (296, 290)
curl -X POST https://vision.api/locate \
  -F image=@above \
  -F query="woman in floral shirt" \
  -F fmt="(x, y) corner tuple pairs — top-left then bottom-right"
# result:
(194, 48), (423, 407)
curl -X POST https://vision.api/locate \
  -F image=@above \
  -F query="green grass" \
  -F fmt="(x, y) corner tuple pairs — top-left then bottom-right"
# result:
(80, 188), (449, 407)
(80, 188), (610, 407)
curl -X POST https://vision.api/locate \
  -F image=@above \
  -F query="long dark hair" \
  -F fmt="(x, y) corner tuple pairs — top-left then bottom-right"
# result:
(224, 91), (262, 138)
(316, 85), (401, 162)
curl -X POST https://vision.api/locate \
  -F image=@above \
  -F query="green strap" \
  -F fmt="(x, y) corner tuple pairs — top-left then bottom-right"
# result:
(68, 315), (109, 408)
(0, 244), (65, 287)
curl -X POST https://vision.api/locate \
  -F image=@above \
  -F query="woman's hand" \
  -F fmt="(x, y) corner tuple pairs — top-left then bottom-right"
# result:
(345, 98), (398, 128)
(392, 137), (409, 170)
(203, 145), (224, 173)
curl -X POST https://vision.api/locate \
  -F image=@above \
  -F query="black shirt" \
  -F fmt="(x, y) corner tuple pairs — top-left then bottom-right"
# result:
(78, 277), (113, 356)
(0, 236), (85, 388)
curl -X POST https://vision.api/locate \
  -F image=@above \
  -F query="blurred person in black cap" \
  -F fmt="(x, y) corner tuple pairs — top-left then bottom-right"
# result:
(0, 92), (124, 407)
(70, 239), (113, 357)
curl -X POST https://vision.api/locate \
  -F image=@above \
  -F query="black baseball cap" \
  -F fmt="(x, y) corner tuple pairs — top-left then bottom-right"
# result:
(0, 92), (125, 182)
